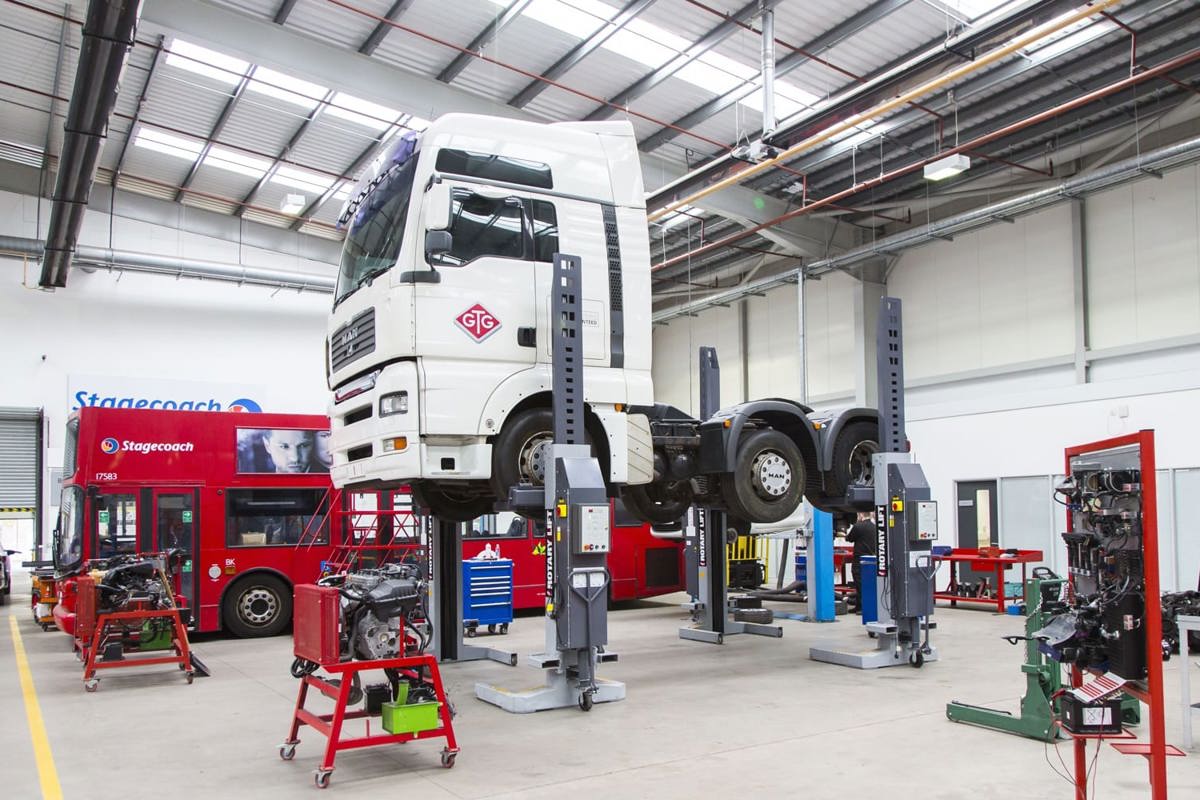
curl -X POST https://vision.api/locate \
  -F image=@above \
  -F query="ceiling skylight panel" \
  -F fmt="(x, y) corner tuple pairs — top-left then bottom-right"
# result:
(133, 128), (205, 162)
(271, 165), (335, 194)
(675, 59), (743, 94)
(326, 92), (402, 131)
(205, 146), (272, 179)
(523, 0), (610, 37)
(604, 26), (677, 68)
(165, 38), (248, 85)
(248, 66), (328, 111)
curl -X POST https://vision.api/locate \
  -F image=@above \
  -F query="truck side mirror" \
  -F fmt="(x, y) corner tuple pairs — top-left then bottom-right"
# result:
(424, 180), (451, 231)
(425, 230), (453, 261)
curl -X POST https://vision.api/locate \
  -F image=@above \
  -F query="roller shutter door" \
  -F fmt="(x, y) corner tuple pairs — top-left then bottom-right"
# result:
(0, 408), (39, 512)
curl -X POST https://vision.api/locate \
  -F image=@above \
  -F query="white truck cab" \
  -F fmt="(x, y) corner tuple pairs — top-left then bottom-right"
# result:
(327, 114), (877, 524)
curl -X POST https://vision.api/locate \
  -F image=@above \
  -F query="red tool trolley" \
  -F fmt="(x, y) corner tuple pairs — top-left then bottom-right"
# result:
(280, 581), (459, 789)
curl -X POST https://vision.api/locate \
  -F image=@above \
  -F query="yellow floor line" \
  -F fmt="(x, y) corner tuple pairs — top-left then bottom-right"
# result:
(8, 616), (63, 800)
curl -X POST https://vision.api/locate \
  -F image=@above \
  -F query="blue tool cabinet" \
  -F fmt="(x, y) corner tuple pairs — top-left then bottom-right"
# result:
(462, 558), (514, 636)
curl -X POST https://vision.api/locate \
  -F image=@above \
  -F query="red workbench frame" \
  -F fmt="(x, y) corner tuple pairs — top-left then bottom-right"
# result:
(281, 652), (459, 788)
(81, 608), (194, 691)
(1062, 431), (1183, 800)
(932, 548), (1044, 613)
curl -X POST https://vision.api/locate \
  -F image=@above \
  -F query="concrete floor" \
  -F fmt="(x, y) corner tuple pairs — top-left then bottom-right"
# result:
(2, 572), (1198, 799)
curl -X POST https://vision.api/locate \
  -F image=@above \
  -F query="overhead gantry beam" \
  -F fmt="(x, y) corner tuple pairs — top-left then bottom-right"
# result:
(691, 184), (854, 258)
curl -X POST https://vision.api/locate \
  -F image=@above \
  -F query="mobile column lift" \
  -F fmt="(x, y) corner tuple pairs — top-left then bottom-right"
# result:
(475, 253), (625, 713)
(679, 346), (782, 644)
(810, 296), (939, 669)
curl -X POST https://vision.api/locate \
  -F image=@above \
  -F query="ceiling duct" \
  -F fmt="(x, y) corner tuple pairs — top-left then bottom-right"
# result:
(38, 0), (140, 289)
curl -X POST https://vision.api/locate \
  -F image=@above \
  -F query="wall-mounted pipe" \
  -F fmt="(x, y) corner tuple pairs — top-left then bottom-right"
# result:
(3, 236), (335, 293)
(39, 0), (140, 289)
(652, 133), (1200, 323)
(647, 0), (1122, 222)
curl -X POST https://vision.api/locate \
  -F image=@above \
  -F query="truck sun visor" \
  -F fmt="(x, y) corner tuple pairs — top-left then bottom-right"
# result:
(338, 131), (419, 229)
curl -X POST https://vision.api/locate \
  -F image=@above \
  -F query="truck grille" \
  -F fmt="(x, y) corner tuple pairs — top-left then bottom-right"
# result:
(330, 309), (375, 373)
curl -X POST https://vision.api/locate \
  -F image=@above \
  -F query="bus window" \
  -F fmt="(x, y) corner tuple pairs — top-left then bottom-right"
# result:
(96, 494), (138, 557)
(57, 486), (84, 570)
(226, 488), (329, 547)
(612, 497), (643, 528)
(464, 511), (529, 540)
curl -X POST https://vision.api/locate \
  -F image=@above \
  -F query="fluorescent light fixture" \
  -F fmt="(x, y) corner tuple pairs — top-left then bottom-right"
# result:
(924, 153), (971, 181)
(280, 194), (306, 214)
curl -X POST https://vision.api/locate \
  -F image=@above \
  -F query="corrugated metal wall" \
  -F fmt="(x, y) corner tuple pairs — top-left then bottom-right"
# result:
(0, 407), (39, 510)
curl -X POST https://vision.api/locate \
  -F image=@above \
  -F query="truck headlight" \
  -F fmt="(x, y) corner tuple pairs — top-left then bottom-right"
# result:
(380, 391), (408, 416)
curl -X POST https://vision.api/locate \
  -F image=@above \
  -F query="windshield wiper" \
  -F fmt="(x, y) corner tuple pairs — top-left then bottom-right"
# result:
(334, 265), (391, 308)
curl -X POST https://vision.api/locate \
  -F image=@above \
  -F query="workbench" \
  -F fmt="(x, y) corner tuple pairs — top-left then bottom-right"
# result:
(932, 548), (1044, 613)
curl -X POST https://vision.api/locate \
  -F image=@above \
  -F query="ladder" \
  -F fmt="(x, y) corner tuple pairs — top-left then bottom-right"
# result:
(296, 488), (425, 576)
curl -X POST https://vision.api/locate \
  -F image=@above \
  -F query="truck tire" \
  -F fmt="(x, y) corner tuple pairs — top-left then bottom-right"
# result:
(411, 481), (495, 523)
(222, 573), (292, 638)
(722, 429), (805, 523)
(620, 481), (693, 527)
(490, 408), (555, 502)
(822, 420), (879, 500)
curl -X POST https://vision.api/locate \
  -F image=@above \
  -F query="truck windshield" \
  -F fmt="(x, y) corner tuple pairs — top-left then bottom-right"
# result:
(335, 155), (419, 305)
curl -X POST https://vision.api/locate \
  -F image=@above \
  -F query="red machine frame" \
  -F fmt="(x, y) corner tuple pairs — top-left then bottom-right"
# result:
(281, 653), (459, 788)
(1062, 431), (1182, 800)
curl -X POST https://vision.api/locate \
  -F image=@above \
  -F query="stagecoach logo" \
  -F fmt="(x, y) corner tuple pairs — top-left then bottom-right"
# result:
(100, 437), (120, 454)
(99, 437), (195, 454)
(455, 303), (501, 342)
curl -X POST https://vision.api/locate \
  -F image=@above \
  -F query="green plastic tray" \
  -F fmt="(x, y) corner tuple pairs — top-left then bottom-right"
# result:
(381, 700), (440, 735)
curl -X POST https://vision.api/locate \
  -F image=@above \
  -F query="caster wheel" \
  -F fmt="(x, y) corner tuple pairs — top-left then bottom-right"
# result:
(909, 650), (925, 669)
(578, 691), (594, 712)
(41, 623), (52, 632)
(487, 624), (496, 634)
(279, 744), (297, 761)
(185, 672), (194, 684)
(84, 679), (99, 693)
(500, 624), (509, 634)
(466, 628), (476, 638)
(508, 654), (518, 667)
(440, 749), (457, 768)
(314, 770), (332, 789)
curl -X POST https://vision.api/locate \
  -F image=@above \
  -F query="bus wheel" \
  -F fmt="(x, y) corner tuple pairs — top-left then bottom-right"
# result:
(223, 574), (292, 638)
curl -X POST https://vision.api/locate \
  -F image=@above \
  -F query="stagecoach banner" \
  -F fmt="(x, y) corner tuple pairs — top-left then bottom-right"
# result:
(69, 374), (268, 414)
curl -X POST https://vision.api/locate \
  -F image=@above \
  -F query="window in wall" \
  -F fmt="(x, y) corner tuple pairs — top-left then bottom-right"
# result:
(226, 488), (328, 547)
(531, 200), (558, 262)
(439, 190), (527, 266)
(96, 493), (138, 557)
(435, 148), (552, 189)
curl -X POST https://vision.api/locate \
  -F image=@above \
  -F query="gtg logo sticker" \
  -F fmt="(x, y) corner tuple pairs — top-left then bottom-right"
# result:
(100, 437), (121, 454)
(455, 303), (501, 342)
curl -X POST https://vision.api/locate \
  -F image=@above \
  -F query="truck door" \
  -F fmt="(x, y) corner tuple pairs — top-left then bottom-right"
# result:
(414, 185), (537, 432)
(152, 488), (198, 614)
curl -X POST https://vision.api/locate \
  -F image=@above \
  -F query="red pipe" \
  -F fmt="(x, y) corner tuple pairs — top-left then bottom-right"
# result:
(651, 48), (1200, 273)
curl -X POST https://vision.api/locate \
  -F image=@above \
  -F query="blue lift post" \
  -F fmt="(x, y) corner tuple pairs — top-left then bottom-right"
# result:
(807, 509), (836, 622)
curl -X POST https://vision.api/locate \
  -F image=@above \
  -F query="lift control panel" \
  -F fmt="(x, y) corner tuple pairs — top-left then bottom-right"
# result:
(913, 501), (938, 541)
(572, 504), (611, 554)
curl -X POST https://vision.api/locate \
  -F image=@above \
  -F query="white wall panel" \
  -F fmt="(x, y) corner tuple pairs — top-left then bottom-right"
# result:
(650, 302), (743, 417)
(1088, 163), (1200, 348)
(746, 283), (801, 401)
(803, 270), (854, 398)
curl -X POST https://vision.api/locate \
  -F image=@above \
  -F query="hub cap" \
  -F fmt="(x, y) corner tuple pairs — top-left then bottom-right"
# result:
(848, 440), (879, 485)
(238, 586), (279, 627)
(752, 451), (791, 499)
(518, 433), (553, 485)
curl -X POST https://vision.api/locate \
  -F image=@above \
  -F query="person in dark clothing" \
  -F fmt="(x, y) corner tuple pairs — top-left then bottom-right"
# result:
(843, 511), (877, 612)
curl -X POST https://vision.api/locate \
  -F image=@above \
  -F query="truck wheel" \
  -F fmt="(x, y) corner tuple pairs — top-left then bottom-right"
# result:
(490, 408), (555, 501)
(411, 481), (495, 522)
(823, 421), (879, 499)
(722, 429), (805, 523)
(620, 482), (692, 527)
(222, 574), (292, 638)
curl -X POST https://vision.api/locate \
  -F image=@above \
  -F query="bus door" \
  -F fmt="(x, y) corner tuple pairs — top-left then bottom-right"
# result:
(91, 488), (140, 560)
(151, 488), (199, 612)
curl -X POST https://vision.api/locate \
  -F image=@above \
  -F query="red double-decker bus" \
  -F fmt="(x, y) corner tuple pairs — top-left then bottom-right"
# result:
(463, 501), (685, 610)
(53, 407), (342, 637)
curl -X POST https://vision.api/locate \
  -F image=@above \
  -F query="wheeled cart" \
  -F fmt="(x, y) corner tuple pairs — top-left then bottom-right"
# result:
(280, 653), (459, 789)
(80, 607), (195, 691)
(462, 558), (513, 637)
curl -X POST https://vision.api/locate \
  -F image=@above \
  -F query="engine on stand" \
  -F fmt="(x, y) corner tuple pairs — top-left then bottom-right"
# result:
(81, 552), (187, 654)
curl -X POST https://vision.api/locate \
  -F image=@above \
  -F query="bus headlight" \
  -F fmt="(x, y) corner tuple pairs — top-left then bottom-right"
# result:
(379, 391), (408, 416)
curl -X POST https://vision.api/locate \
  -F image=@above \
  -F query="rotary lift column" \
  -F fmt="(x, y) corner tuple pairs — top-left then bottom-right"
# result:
(475, 254), (625, 713)
(679, 346), (782, 644)
(810, 297), (939, 669)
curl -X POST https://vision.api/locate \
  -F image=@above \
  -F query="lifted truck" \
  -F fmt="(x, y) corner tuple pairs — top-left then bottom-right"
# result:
(326, 114), (877, 524)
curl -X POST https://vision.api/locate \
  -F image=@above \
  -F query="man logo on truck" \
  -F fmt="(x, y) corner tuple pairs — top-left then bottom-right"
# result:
(455, 303), (501, 342)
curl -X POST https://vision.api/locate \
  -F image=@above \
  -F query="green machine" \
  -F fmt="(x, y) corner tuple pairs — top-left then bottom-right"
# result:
(946, 570), (1138, 742)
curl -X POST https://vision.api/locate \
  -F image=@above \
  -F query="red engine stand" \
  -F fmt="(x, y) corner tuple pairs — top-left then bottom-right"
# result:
(81, 607), (195, 691)
(280, 653), (459, 788)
